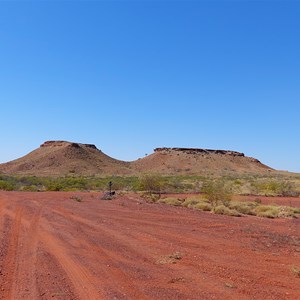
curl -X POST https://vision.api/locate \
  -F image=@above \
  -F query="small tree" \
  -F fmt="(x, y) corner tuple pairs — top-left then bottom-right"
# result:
(202, 180), (232, 208)
(138, 174), (164, 195)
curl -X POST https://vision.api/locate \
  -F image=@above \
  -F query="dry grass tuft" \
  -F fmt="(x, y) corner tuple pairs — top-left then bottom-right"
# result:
(291, 266), (300, 278)
(213, 205), (241, 217)
(158, 197), (183, 206)
(156, 252), (183, 264)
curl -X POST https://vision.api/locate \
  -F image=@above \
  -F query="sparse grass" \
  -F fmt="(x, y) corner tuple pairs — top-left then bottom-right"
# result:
(158, 197), (183, 206)
(141, 192), (161, 202)
(292, 207), (300, 214)
(21, 185), (40, 192)
(213, 205), (241, 217)
(156, 252), (183, 264)
(225, 282), (236, 289)
(229, 201), (256, 215)
(158, 196), (299, 219)
(291, 266), (300, 277)
(254, 205), (298, 218)
(70, 195), (83, 202)
(255, 205), (280, 218)
(194, 202), (212, 211)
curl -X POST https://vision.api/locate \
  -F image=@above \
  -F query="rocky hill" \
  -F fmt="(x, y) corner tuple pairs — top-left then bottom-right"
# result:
(0, 142), (273, 177)
(0, 141), (132, 176)
(131, 147), (273, 175)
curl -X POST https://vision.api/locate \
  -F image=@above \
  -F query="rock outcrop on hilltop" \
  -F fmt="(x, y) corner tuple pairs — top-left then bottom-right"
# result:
(154, 147), (245, 156)
(0, 142), (273, 176)
(41, 141), (98, 150)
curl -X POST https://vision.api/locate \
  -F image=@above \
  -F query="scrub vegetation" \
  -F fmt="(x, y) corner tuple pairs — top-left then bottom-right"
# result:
(0, 173), (299, 218)
(0, 173), (300, 195)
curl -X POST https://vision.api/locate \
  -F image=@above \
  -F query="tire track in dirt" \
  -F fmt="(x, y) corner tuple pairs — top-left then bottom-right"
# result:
(10, 203), (44, 299)
(0, 206), (23, 299)
(38, 223), (105, 300)
(42, 206), (151, 299)
(1, 192), (299, 299)
(2, 202), (96, 299)
(50, 202), (299, 300)
(48, 206), (220, 299)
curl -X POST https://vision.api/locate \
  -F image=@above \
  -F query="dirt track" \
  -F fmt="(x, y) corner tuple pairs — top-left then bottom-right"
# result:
(0, 191), (299, 300)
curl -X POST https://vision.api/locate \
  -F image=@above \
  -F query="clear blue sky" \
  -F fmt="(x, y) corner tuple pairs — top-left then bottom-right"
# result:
(0, 1), (299, 172)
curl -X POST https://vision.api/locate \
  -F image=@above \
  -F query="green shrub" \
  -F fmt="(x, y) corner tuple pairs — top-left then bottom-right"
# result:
(250, 180), (300, 196)
(21, 185), (40, 192)
(0, 180), (16, 191)
(138, 174), (164, 194)
(202, 180), (232, 207)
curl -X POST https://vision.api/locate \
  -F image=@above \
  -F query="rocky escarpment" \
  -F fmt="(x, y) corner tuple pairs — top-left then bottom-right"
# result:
(154, 147), (245, 157)
(40, 141), (98, 150)
(154, 147), (264, 164)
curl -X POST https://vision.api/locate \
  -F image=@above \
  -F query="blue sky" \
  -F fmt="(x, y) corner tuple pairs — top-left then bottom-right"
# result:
(0, 1), (299, 172)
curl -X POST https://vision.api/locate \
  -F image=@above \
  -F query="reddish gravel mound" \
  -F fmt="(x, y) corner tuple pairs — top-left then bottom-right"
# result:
(132, 147), (273, 175)
(0, 141), (132, 176)
(0, 141), (273, 176)
(0, 191), (299, 299)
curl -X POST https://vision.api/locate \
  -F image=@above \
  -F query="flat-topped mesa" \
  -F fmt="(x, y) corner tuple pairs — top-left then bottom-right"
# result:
(154, 147), (245, 157)
(40, 141), (98, 150)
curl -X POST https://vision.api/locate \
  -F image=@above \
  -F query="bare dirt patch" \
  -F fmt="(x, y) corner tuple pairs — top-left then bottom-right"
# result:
(0, 191), (299, 299)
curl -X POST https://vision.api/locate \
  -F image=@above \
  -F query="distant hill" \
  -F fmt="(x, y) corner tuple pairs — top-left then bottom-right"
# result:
(0, 141), (273, 177)
(131, 147), (273, 176)
(0, 141), (132, 176)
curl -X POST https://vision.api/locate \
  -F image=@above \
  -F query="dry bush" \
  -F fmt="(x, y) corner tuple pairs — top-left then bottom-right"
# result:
(182, 197), (203, 207)
(194, 202), (212, 211)
(70, 195), (83, 202)
(291, 266), (300, 278)
(156, 252), (183, 265)
(213, 205), (241, 217)
(141, 192), (161, 202)
(229, 201), (256, 215)
(158, 197), (182, 206)
(254, 205), (298, 218)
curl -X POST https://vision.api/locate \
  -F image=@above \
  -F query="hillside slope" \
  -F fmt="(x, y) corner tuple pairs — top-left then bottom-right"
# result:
(0, 141), (132, 176)
(0, 142), (273, 177)
(131, 147), (273, 175)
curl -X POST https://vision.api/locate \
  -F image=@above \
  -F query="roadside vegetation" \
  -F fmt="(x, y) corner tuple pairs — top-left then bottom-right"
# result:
(154, 195), (300, 219)
(0, 173), (299, 219)
(0, 173), (300, 195)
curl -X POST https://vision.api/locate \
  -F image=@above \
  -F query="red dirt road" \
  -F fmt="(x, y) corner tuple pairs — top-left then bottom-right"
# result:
(0, 191), (299, 300)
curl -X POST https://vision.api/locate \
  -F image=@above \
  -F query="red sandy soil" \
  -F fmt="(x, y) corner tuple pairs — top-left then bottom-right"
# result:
(0, 191), (299, 300)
